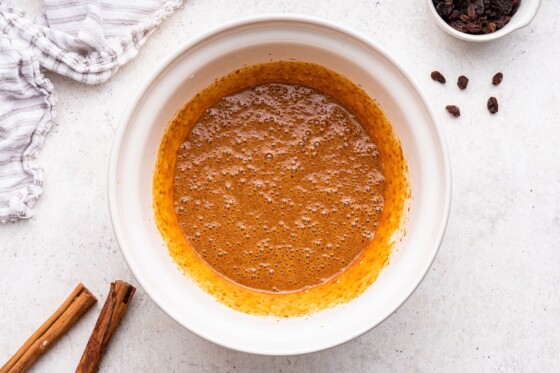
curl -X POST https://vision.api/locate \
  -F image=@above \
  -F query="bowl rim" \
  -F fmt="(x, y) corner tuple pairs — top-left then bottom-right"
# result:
(426, 0), (542, 42)
(108, 14), (452, 355)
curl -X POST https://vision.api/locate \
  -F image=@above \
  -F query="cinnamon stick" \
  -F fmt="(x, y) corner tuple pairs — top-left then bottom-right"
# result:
(76, 280), (136, 373)
(1, 283), (97, 373)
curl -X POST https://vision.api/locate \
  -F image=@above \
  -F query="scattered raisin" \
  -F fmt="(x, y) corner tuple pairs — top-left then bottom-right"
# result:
(457, 75), (469, 90)
(492, 72), (503, 85)
(431, 71), (446, 84)
(433, 0), (521, 35)
(446, 105), (461, 117)
(487, 97), (499, 114)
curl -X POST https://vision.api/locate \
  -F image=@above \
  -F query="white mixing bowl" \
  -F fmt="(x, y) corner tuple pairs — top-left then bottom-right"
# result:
(108, 15), (451, 355)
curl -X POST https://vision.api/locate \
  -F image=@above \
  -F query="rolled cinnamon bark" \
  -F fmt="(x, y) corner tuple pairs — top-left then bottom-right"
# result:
(1, 283), (97, 373)
(76, 280), (136, 373)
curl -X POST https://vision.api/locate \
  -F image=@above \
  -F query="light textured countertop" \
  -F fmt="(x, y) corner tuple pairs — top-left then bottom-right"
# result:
(2, 1), (559, 372)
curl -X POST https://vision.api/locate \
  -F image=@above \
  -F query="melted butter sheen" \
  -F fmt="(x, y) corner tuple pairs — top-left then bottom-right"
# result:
(153, 61), (409, 317)
(173, 83), (385, 292)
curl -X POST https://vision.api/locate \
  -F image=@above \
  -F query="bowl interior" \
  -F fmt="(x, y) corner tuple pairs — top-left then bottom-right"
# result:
(109, 16), (450, 355)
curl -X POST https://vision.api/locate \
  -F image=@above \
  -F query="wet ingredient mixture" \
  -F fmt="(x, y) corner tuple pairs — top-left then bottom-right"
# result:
(173, 83), (386, 292)
(154, 61), (409, 316)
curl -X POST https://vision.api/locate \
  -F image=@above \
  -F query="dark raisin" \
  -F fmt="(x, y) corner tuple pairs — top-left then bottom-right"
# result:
(446, 105), (461, 117)
(457, 75), (469, 90)
(449, 10), (460, 20)
(467, 4), (477, 20)
(474, 0), (485, 15)
(452, 20), (469, 32)
(467, 21), (482, 33)
(431, 71), (446, 84)
(487, 97), (499, 114)
(492, 72), (503, 85)
(482, 22), (497, 33)
(436, 2), (445, 16)
(495, 16), (508, 29)
(498, 15), (512, 29)
(442, 3), (454, 17)
(492, 0), (513, 15)
(512, 0), (521, 14)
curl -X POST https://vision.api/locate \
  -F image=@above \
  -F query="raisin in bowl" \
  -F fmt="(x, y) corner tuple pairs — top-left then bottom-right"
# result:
(427, 0), (541, 42)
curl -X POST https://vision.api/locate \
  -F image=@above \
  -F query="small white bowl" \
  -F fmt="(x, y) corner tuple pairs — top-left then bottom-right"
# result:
(108, 15), (451, 355)
(427, 0), (542, 42)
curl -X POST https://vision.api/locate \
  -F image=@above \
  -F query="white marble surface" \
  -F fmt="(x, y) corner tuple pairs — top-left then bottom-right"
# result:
(1, 0), (559, 371)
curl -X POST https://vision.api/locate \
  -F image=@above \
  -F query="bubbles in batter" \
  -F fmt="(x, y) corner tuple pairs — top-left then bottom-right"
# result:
(173, 83), (385, 292)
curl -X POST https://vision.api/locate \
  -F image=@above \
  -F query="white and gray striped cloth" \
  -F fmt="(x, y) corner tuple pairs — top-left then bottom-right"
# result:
(0, 0), (182, 223)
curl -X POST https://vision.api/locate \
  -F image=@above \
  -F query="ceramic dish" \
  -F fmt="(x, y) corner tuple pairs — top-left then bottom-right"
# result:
(108, 15), (451, 355)
(427, 0), (542, 42)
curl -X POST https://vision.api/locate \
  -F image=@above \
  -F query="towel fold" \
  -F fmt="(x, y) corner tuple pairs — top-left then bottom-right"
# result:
(0, 0), (182, 223)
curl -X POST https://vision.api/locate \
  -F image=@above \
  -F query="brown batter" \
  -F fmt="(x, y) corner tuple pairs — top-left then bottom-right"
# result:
(154, 61), (409, 316)
(173, 83), (385, 292)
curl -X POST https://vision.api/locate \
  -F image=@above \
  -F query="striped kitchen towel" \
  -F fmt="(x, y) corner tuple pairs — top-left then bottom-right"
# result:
(0, 0), (182, 223)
